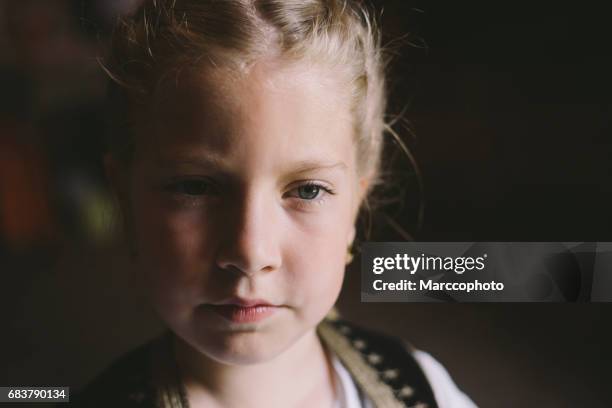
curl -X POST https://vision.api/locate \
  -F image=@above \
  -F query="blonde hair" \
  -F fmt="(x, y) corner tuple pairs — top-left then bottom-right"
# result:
(103, 0), (389, 207)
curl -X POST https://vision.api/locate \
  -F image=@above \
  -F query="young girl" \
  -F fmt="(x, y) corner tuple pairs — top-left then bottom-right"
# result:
(74, 1), (477, 407)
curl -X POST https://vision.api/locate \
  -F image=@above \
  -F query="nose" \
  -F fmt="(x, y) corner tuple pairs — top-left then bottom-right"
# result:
(215, 188), (282, 277)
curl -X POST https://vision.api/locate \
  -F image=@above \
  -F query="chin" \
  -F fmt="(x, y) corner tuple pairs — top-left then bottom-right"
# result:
(200, 332), (289, 365)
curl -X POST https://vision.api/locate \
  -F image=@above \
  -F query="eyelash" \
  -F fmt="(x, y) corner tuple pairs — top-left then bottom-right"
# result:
(163, 179), (336, 209)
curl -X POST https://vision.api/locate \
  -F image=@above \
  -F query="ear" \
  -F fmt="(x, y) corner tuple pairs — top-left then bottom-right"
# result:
(347, 224), (356, 247)
(353, 176), (371, 218)
(358, 177), (371, 203)
(348, 176), (371, 246)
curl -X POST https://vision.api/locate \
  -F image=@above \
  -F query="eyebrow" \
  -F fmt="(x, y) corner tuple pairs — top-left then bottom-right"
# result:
(156, 155), (229, 171)
(286, 159), (347, 174)
(156, 156), (347, 175)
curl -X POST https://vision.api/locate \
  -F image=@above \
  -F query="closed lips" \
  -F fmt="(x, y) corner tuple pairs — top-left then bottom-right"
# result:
(206, 303), (279, 323)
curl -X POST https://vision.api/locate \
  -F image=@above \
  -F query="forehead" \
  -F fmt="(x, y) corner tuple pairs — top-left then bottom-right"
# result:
(138, 60), (355, 169)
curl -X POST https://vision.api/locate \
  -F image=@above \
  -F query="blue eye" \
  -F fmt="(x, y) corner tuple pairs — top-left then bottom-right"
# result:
(288, 182), (335, 202)
(297, 184), (322, 200)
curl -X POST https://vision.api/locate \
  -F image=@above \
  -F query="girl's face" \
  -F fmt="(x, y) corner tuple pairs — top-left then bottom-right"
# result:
(123, 60), (366, 365)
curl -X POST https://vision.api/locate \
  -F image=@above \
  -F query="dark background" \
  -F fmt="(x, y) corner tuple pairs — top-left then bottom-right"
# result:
(0, 1), (610, 407)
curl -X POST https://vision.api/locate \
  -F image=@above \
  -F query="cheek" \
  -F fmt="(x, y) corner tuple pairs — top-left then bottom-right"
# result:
(283, 197), (353, 315)
(284, 233), (346, 323)
(130, 190), (216, 310)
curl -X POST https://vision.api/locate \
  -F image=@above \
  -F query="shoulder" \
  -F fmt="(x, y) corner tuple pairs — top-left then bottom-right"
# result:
(319, 313), (477, 408)
(412, 350), (479, 408)
(69, 336), (159, 408)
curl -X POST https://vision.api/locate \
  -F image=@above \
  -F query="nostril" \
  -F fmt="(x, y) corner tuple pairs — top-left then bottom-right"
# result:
(216, 262), (243, 275)
(216, 260), (276, 278)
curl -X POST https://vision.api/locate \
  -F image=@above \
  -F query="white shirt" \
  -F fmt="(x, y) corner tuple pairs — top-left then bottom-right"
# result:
(331, 350), (478, 408)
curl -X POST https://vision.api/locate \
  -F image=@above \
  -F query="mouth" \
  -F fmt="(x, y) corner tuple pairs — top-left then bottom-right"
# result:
(205, 297), (282, 323)
(212, 296), (279, 307)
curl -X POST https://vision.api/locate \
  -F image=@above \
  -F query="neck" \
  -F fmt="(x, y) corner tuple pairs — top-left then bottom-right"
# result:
(173, 328), (338, 408)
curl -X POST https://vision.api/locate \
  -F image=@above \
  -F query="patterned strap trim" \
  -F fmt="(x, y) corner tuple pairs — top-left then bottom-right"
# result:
(318, 307), (438, 408)
(318, 318), (406, 408)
